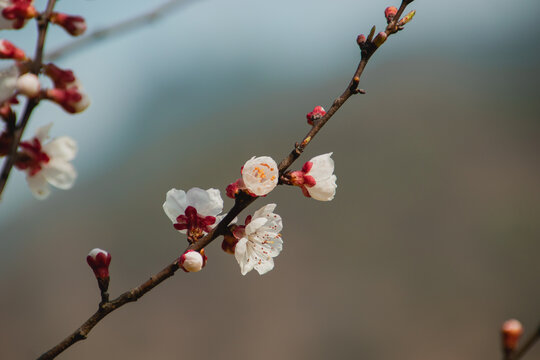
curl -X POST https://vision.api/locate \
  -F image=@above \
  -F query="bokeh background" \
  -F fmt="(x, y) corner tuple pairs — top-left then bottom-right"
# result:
(1, 0), (540, 359)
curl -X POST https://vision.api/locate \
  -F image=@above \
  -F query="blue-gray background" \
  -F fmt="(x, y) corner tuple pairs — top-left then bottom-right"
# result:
(1, 0), (540, 359)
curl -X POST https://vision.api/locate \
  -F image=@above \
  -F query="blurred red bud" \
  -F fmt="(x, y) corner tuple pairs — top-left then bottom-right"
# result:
(501, 319), (523, 353)
(385, 6), (398, 23)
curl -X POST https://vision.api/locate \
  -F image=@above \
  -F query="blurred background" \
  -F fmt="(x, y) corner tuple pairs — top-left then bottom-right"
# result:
(1, 0), (539, 359)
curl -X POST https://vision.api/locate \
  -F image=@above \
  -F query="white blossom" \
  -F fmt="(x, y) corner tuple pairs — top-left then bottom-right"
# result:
(303, 153), (337, 201)
(235, 203), (283, 275)
(163, 187), (224, 237)
(241, 156), (278, 196)
(17, 123), (77, 199)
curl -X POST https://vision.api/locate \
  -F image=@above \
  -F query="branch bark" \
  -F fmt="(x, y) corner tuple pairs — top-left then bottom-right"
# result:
(35, 1), (417, 359)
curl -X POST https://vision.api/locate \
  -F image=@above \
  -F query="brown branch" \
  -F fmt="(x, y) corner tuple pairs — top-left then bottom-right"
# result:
(35, 1), (416, 358)
(44, 0), (199, 62)
(510, 323), (540, 360)
(0, 0), (57, 200)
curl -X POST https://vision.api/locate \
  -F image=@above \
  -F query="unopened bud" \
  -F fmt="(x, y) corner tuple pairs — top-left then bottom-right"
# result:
(226, 178), (244, 199)
(16, 73), (39, 97)
(398, 10), (416, 27)
(222, 233), (238, 255)
(46, 86), (90, 113)
(87, 248), (111, 279)
(0, 39), (25, 60)
(306, 105), (326, 126)
(373, 32), (388, 47)
(50, 13), (86, 36)
(179, 250), (205, 272)
(1, 0), (37, 29)
(502, 319), (523, 353)
(356, 34), (366, 45)
(385, 6), (398, 23)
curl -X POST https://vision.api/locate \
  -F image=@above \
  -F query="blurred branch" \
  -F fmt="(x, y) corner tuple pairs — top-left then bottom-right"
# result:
(35, 1), (416, 359)
(45, 0), (199, 62)
(510, 323), (540, 360)
(0, 0), (57, 200)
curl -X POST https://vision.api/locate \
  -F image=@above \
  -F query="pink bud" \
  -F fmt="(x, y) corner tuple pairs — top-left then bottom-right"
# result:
(51, 12), (87, 36)
(86, 248), (111, 280)
(46, 86), (90, 114)
(502, 319), (523, 352)
(44, 63), (76, 89)
(16, 73), (39, 97)
(1, 0), (37, 29)
(0, 39), (25, 60)
(226, 178), (245, 199)
(306, 105), (326, 125)
(356, 34), (366, 45)
(385, 6), (398, 23)
(179, 250), (205, 272)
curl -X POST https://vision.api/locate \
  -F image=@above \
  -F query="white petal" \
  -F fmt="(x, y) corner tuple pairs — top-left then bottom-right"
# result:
(26, 172), (50, 199)
(0, 65), (18, 103)
(35, 123), (53, 143)
(185, 187), (223, 216)
(252, 203), (277, 219)
(42, 136), (77, 161)
(163, 188), (187, 223)
(245, 217), (267, 235)
(234, 238), (254, 275)
(307, 175), (337, 201)
(307, 153), (334, 180)
(42, 159), (77, 189)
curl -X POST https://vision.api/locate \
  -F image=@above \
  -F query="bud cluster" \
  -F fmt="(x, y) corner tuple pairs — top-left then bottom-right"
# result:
(0, 2), (90, 199)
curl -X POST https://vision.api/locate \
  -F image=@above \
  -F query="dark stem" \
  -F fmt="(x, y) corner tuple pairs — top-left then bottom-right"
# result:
(35, 1), (415, 358)
(510, 323), (540, 360)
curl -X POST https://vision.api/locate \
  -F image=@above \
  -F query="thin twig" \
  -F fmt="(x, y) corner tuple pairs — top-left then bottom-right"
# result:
(35, 1), (416, 359)
(0, 0), (57, 200)
(510, 323), (540, 360)
(45, 0), (199, 62)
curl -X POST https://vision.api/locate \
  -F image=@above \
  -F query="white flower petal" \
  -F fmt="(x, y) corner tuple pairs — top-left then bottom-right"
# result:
(235, 238), (255, 275)
(185, 187), (223, 216)
(307, 153), (334, 179)
(35, 123), (53, 143)
(245, 217), (267, 235)
(307, 175), (337, 201)
(163, 188), (187, 223)
(42, 159), (77, 189)
(0, 65), (18, 103)
(42, 136), (77, 161)
(26, 172), (50, 200)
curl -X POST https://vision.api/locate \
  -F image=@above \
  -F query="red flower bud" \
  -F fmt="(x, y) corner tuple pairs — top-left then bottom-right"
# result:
(501, 319), (523, 353)
(356, 34), (366, 46)
(86, 248), (111, 280)
(385, 6), (398, 23)
(0, 39), (25, 60)
(50, 12), (87, 36)
(306, 105), (326, 126)
(1, 0), (37, 29)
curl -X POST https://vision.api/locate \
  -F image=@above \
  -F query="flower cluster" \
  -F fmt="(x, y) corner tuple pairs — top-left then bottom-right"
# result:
(163, 147), (336, 276)
(0, 2), (89, 199)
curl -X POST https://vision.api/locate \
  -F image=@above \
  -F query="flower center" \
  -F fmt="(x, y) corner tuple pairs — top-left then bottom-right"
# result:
(174, 206), (216, 241)
(16, 138), (50, 176)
